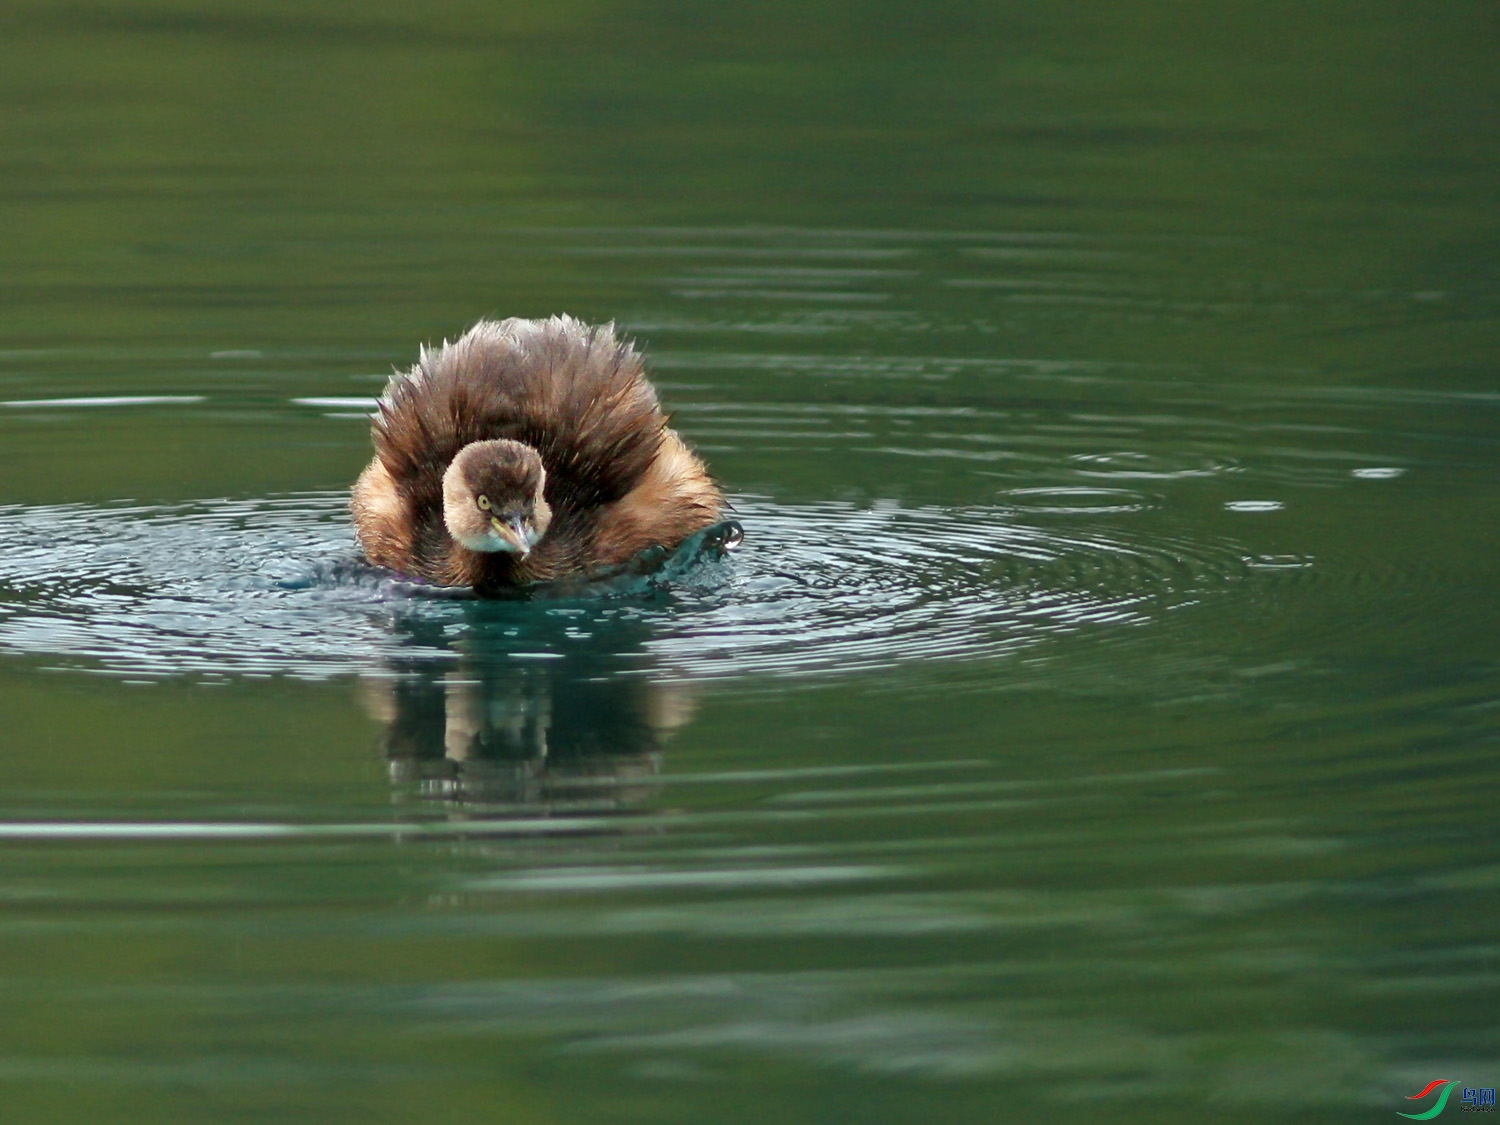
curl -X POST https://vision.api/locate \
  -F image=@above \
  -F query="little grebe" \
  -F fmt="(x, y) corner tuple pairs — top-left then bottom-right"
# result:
(351, 316), (722, 593)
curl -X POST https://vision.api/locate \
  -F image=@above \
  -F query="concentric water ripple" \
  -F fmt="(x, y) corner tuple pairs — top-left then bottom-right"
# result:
(0, 493), (1262, 681)
(662, 499), (1257, 678)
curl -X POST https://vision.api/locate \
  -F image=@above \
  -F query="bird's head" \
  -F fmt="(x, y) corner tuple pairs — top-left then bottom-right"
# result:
(442, 439), (553, 557)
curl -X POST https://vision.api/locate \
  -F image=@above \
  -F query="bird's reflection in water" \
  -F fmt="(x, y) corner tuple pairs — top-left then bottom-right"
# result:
(359, 606), (698, 816)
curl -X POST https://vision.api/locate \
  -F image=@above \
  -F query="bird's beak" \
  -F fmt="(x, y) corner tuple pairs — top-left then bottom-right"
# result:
(491, 515), (535, 557)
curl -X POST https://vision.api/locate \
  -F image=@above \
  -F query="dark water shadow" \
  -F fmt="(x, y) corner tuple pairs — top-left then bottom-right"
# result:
(361, 603), (700, 816)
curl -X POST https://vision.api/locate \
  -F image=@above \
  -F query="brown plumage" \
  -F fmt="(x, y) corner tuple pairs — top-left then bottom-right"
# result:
(351, 316), (723, 594)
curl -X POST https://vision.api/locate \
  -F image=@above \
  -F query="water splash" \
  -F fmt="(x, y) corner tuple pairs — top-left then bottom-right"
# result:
(0, 493), (1258, 682)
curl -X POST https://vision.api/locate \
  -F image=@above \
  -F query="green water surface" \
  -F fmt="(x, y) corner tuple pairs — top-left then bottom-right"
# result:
(0, 2), (1497, 1122)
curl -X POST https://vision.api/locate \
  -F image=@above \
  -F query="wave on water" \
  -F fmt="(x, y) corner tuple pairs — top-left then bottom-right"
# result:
(0, 492), (1265, 682)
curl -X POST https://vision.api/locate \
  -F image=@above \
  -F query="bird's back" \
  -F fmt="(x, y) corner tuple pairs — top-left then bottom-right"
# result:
(373, 316), (666, 515)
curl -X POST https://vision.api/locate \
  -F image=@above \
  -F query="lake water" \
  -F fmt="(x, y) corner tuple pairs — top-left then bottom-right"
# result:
(1, 2), (1497, 1121)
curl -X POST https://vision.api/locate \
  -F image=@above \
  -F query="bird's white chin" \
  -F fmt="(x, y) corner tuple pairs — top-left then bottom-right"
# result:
(453, 529), (526, 555)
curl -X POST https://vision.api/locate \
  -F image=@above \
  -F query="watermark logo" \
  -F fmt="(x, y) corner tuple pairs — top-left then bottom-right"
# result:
(1399, 1080), (1496, 1118)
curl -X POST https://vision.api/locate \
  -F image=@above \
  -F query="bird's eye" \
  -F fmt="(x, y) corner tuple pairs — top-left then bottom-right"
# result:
(477, 495), (491, 510)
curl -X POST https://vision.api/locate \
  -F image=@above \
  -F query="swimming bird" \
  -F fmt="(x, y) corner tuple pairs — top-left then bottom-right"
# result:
(351, 316), (723, 594)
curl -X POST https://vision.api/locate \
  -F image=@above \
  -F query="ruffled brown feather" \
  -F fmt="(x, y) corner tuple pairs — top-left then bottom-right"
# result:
(352, 316), (722, 591)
